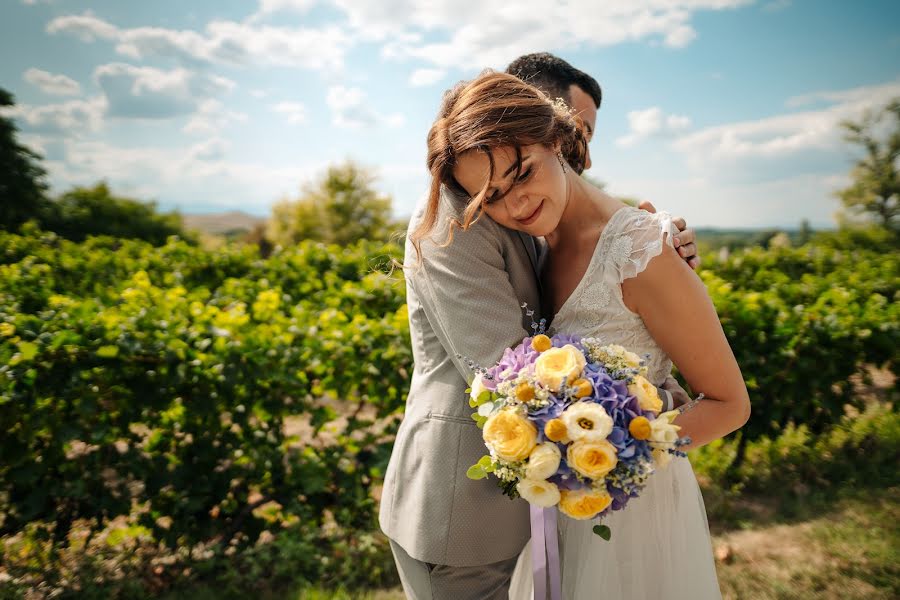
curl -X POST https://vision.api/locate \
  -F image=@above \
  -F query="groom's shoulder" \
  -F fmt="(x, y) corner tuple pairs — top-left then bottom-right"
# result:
(407, 185), (511, 246)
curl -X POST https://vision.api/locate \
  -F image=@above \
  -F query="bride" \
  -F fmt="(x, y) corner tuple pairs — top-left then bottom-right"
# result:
(418, 71), (750, 599)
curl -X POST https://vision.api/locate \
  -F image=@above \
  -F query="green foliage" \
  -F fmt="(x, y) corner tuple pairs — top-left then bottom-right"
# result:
(0, 230), (409, 562)
(0, 88), (50, 231)
(692, 402), (900, 494)
(41, 182), (193, 246)
(268, 162), (396, 247)
(701, 241), (899, 443)
(836, 97), (900, 234)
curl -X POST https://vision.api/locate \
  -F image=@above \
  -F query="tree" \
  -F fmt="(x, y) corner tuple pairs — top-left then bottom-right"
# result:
(268, 161), (394, 247)
(0, 88), (50, 230)
(43, 182), (192, 245)
(836, 98), (900, 234)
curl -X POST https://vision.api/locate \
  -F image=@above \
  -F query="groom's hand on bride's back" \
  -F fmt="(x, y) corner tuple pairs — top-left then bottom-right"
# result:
(638, 200), (700, 270)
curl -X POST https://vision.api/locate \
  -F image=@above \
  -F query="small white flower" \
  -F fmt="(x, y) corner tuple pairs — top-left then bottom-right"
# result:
(561, 401), (613, 442)
(517, 478), (561, 507)
(649, 410), (681, 445)
(470, 374), (489, 403)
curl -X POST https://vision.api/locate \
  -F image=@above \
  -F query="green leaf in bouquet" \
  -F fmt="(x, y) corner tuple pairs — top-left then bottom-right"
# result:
(477, 455), (493, 470)
(592, 524), (611, 540)
(476, 390), (491, 406)
(466, 464), (487, 480)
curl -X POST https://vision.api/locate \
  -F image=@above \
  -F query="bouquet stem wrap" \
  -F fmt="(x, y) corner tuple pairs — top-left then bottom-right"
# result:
(530, 505), (562, 600)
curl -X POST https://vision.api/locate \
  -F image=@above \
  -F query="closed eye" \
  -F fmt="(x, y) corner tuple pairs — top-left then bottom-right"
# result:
(516, 167), (532, 183)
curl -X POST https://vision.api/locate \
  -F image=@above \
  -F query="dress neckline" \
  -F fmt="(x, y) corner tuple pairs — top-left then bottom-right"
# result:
(550, 205), (633, 322)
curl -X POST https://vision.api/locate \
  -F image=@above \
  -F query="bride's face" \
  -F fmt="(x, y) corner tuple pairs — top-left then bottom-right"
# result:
(452, 143), (568, 237)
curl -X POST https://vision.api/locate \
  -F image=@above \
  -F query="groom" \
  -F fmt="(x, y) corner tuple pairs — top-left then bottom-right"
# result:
(379, 52), (700, 599)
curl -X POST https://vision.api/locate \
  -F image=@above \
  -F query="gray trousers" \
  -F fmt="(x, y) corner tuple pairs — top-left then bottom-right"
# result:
(389, 539), (526, 600)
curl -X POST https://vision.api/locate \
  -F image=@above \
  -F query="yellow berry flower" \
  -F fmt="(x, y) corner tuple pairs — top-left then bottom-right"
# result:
(531, 334), (552, 352)
(572, 378), (593, 398)
(628, 416), (651, 440)
(544, 418), (569, 443)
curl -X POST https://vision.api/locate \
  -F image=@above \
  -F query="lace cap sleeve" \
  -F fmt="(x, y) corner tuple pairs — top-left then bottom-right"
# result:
(608, 208), (679, 283)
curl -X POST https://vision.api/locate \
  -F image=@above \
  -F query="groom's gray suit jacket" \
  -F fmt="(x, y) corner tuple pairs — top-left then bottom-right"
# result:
(379, 186), (543, 567)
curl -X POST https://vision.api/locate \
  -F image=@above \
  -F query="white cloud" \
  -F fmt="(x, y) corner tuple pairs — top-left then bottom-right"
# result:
(94, 63), (235, 119)
(673, 80), (900, 173)
(188, 137), (230, 161)
(409, 68), (446, 87)
(1, 96), (106, 135)
(617, 107), (691, 147)
(327, 86), (404, 129)
(23, 68), (82, 96)
(249, 0), (317, 21)
(334, 0), (751, 69)
(44, 138), (328, 214)
(48, 13), (349, 71)
(183, 100), (248, 135)
(46, 13), (119, 42)
(272, 101), (307, 125)
(607, 173), (842, 229)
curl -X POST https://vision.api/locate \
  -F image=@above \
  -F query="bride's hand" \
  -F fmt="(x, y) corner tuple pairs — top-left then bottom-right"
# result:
(638, 200), (700, 271)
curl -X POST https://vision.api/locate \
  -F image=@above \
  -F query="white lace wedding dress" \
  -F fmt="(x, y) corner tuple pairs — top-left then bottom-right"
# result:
(508, 206), (722, 599)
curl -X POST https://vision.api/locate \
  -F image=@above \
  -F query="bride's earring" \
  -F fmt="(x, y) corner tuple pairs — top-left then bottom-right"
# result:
(557, 151), (567, 174)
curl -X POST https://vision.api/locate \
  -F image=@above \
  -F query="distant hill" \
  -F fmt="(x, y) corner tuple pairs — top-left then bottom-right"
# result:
(181, 211), (266, 237)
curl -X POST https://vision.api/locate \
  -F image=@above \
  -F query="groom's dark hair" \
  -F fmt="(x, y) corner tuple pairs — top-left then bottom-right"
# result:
(506, 52), (602, 109)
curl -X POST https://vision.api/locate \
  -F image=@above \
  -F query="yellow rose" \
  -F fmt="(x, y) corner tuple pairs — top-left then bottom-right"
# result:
(534, 345), (586, 392)
(544, 418), (569, 443)
(628, 375), (663, 413)
(483, 408), (538, 462)
(517, 479), (561, 508)
(628, 416), (652, 440)
(531, 334), (552, 352)
(558, 488), (613, 520)
(567, 439), (618, 479)
(525, 442), (562, 480)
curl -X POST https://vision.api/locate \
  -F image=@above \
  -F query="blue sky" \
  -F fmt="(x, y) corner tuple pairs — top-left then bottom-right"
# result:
(2, 0), (899, 228)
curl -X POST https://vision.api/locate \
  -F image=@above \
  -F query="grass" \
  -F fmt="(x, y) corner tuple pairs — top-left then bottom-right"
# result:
(156, 487), (897, 600)
(714, 487), (898, 599)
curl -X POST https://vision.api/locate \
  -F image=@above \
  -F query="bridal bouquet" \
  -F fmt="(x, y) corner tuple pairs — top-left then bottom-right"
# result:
(464, 330), (691, 539)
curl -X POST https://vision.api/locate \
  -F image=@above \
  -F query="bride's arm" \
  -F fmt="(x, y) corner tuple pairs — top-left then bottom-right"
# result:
(621, 240), (750, 450)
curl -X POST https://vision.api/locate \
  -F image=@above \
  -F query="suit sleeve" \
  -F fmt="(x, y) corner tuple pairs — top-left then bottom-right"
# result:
(408, 212), (531, 383)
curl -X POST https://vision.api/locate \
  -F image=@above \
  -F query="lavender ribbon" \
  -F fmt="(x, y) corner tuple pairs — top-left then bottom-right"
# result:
(529, 505), (562, 600)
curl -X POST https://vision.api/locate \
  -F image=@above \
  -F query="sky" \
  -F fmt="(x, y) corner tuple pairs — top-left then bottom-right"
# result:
(1, 0), (899, 229)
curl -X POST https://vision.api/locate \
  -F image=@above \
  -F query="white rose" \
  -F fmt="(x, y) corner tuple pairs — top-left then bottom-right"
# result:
(517, 478), (561, 508)
(525, 442), (562, 480)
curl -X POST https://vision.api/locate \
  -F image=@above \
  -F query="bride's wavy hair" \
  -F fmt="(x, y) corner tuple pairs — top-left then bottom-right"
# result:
(409, 70), (588, 265)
